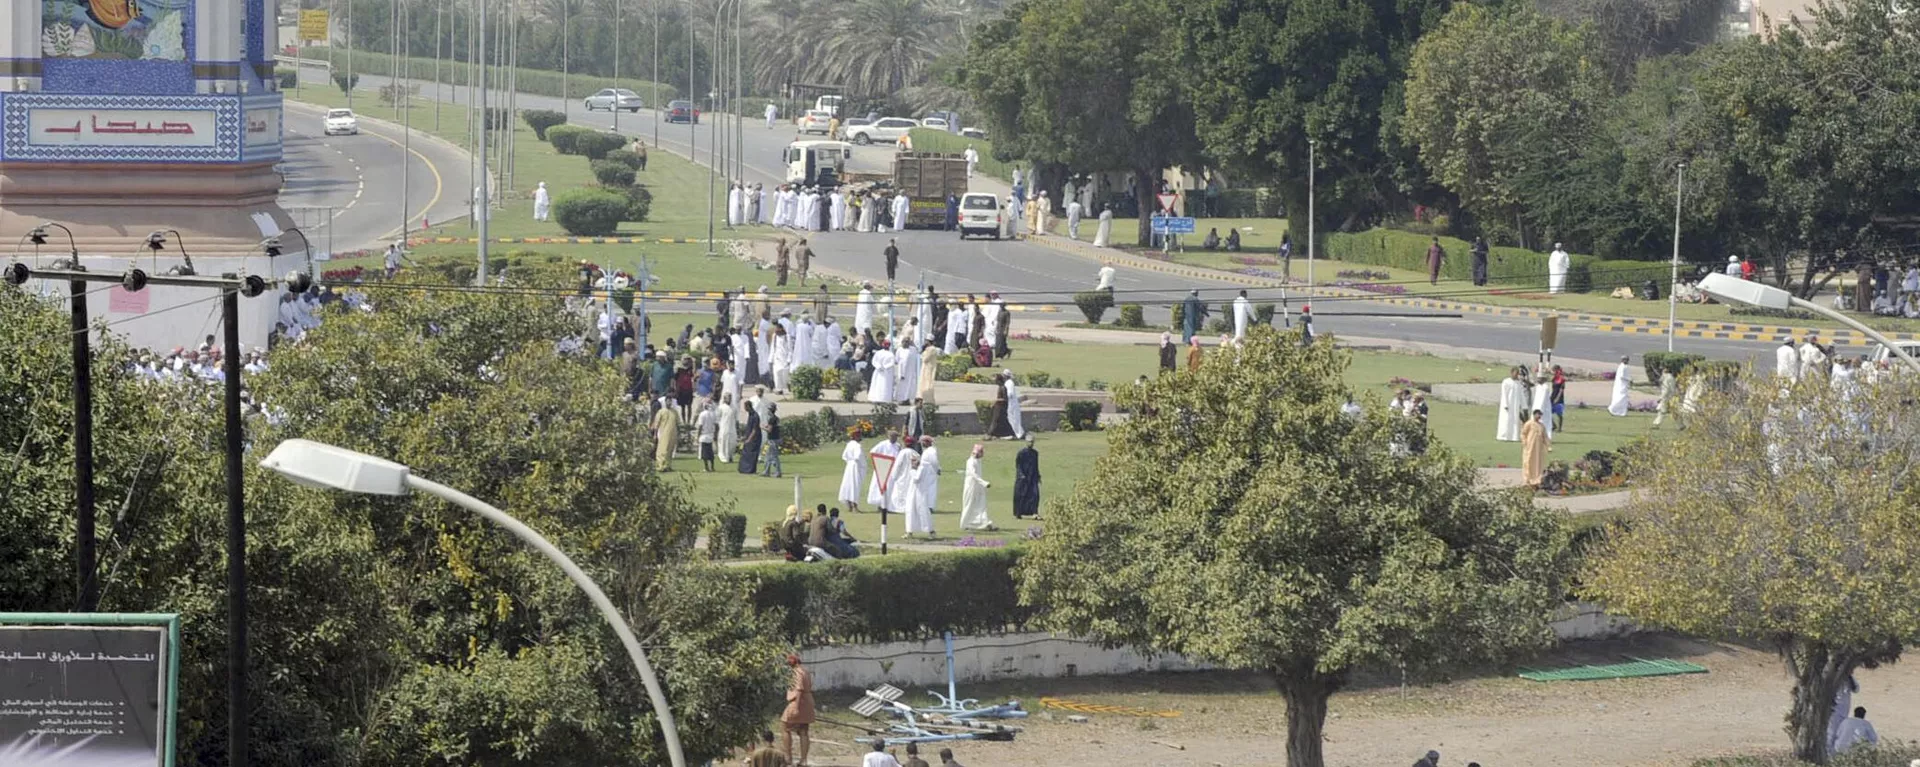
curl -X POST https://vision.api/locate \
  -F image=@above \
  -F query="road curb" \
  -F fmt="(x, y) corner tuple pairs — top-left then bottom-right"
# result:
(1020, 234), (1919, 347)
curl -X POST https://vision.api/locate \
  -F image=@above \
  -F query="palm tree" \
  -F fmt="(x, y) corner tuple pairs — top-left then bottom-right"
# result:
(811, 0), (949, 96)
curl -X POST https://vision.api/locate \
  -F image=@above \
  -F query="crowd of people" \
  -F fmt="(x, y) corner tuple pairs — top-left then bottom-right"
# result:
(730, 181), (917, 235)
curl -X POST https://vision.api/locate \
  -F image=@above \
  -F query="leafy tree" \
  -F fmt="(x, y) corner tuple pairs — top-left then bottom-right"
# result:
(961, 0), (1206, 246)
(1402, 5), (1615, 249)
(1584, 374), (1920, 765)
(1536, 0), (1726, 80)
(1169, 0), (1452, 239)
(0, 273), (785, 766)
(1018, 328), (1574, 767)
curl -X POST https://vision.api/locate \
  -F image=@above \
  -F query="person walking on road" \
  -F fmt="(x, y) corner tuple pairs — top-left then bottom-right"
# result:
(884, 239), (900, 283)
(765, 102), (779, 129)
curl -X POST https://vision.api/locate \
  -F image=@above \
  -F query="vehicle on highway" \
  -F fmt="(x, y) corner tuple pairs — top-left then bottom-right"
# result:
(844, 117), (917, 145)
(583, 88), (644, 112)
(784, 140), (855, 186)
(924, 110), (962, 132)
(323, 108), (359, 136)
(844, 115), (877, 129)
(814, 94), (845, 117)
(957, 192), (1004, 240)
(960, 127), (989, 140)
(1870, 342), (1920, 365)
(920, 117), (949, 131)
(797, 109), (834, 135)
(666, 99), (701, 124)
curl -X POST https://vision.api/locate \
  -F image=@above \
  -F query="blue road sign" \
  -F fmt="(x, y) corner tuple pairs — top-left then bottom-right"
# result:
(1151, 217), (1197, 235)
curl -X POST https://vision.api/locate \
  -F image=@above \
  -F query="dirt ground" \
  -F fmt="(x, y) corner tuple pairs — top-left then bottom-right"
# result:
(785, 634), (1919, 767)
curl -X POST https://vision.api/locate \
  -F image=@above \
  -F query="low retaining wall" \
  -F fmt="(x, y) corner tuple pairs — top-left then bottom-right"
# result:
(800, 601), (1640, 691)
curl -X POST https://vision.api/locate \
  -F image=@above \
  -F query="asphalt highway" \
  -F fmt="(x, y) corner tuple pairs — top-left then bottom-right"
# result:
(293, 62), (1779, 367)
(277, 90), (474, 257)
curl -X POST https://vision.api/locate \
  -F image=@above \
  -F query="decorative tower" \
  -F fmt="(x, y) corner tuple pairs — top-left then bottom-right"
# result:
(1, 0), (293, 347)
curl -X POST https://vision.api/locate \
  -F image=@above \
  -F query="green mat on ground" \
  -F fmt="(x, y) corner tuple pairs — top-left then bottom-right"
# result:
(1518, 657), (1708, 682)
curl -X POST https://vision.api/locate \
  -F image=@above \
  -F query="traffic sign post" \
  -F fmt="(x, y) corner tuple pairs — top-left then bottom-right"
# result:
(1156, 193), (1179, 213)
(298, 10), (330, 43)
(1150, 217), (1196, 234)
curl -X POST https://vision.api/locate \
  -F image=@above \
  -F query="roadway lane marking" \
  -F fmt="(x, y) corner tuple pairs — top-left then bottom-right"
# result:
(353, 119), (446, 239)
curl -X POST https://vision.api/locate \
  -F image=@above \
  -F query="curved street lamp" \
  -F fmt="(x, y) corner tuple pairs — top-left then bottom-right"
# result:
(258, 439), (689, 767)
(1696, 273), (1920, 375)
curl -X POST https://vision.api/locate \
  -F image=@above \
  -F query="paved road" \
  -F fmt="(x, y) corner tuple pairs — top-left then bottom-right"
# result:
(278, 89), (474, 256)
(293, 62), (1778, 367)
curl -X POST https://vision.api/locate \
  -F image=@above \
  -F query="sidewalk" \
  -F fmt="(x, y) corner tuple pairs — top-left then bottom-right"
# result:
(1481, 468), (1635, 514)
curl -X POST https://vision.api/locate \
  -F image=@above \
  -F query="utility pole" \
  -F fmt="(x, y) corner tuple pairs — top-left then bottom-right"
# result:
(613, 0), (621, 133)
(652, 0), (660, 151)
(433, 0), (443, 131)
(561, 0), (570, 117)
(476, 0), (490, 283)
(345, 0), (354, 107)
(1669, 163), (1685, 352)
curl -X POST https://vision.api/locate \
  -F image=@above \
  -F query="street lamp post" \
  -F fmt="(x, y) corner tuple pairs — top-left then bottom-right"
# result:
(1669, 162), (1684, 352)
(1306, 139), (1316, 292)
(707, 88), (720, 253)
(258, 439), (689, 767)
(1697, 274), (1920, 375)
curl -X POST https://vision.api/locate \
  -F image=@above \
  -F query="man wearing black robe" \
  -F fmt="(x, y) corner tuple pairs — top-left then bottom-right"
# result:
(1471, 237), (1490, 287)
(1012, 437), (1041, 519)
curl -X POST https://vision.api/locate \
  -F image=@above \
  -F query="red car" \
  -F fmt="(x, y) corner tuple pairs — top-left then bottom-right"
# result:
(666, 100), (701, 124)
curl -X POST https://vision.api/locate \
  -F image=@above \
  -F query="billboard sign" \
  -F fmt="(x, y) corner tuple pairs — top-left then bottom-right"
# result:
(0, 614), (179, 767)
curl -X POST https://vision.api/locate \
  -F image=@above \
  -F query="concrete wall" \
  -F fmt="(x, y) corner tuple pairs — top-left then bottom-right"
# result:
(802, 602), (1641, 692)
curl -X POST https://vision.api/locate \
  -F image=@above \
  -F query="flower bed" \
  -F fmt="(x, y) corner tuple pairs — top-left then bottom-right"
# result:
(1230, 255), (1280, 266)
(1331, 279), (1409, 296)
(1336, 269), (1390, 280)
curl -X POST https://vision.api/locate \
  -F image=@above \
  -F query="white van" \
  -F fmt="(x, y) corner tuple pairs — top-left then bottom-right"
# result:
(784, 140), (854, 186)
(957, 193), (1003, 240)
(813, 94), (845, 117)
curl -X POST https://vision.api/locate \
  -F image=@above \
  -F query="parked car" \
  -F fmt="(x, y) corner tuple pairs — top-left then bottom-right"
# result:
(921, 117), (950, 131)
(323, 108), (359, 136)
(583, 88), (644, 112)
(797, 109), (834, 135)
(666, 99), (701, 124)
(957, 192), (1003, 240)
(844, 117), (918, 145)
(843, 115), (876, 129)
(1870, 342), (1920, 365)
(960, 126), (988, 140)
(924, 110), (962, 132)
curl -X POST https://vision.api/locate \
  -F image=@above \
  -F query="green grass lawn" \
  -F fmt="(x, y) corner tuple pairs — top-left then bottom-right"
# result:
(1153, 250), (1920, 334)
(685, 429), (1109, 547)
(683, 394), (1653, 553)
(988, 342), (1512, 392)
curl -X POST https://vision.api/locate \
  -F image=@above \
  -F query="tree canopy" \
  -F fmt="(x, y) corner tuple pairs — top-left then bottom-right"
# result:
(1018, 328), (1574, 767)
(1584, 370), (1920, 765)
(0, 264), (786, 766)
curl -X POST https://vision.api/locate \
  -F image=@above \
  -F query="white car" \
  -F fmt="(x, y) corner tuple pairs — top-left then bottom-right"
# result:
(583, 88), (644, 112)
(323, 108), (358, 136)
(798, 110), (833, 135)
(921, 117), (950, 131)
(845, 117), (918, 146)
(957, 193), (1003, 240)
(960, 127), (988, 140)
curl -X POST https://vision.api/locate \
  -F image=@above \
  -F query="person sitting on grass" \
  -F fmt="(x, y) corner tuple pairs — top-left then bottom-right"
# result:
(781, 506), (809, 561)
(1224, 228), (1242, 252)
(1202, 227), (1221, 250)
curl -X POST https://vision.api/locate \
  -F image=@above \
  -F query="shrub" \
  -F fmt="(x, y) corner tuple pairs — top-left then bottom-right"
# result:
(936, 353), (972, 381)
(1063, 400), (1102, 431)
(1254, 302), (1277, 325)
(277, 71), (299, 89)
(744, 547), (1032, 645)
(522, 108), (567, 140)
(790, 366), (825, 401)
(332, 72), (359, 93)
(623, 184), (653, 222)
(777, 407), (836, 453)
(481, 106), (511, 130)
(1116, 304), (1145, 328)
(1171, 301), (1209, 331)
(1073, 290), (1114, 323)
(1206, 317), (1231, 334)
(1020, 370), (1059, 389)
(839, 375), (861, 401)
(550, 189), (629, 236)
(705, 512), (747, 560)
(577, 132), (628, 160)
(590, 159), (636, 188)
(974, 400), (996, 430)
(1641, 351), (1706, 386)
(546, 124), (593, 154)
(604, 148), (645, 170)
(377, 82), (416, 106)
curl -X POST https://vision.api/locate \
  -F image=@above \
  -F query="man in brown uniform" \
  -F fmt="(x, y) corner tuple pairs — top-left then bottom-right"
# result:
(782, 654), (815, 764)
(745, 729), (788, 767)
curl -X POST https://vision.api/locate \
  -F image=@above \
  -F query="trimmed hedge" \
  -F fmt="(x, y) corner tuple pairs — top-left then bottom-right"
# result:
(1324, 229), (1674, 294)
(577, 132), (628, 160)
(590, 159), (636, 188)
(706, 512), (747, 560)
(1641, 351), (1705, 386)
(1116, 304), (1146, 328)
(551, 189), (629, 236)
(623, 184), (653, 222)
(522, 108), (567, 140)
(546, 124), (593, 154)
(1063, 400), (1102, 430)
(1074, 290), (1114, 323)
(604, 148), (645, 170)
(745, 547), (1031, 645)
